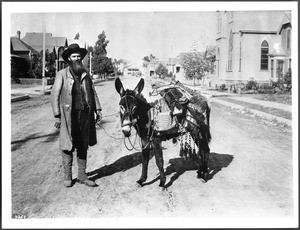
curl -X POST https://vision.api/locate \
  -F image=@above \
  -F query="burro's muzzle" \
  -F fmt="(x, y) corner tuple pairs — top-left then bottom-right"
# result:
(121, 118), (137, 137)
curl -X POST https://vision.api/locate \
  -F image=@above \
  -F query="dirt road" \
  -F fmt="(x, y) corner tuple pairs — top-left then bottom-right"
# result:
(9, 76), (294, 227)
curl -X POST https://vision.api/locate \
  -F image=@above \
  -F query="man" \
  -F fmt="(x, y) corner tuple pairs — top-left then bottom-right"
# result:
(51, 43), (102, 187)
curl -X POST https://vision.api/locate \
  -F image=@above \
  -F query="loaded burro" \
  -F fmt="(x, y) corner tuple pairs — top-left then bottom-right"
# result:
(115, 77), (211, 187)
(51, 45), (210, 188)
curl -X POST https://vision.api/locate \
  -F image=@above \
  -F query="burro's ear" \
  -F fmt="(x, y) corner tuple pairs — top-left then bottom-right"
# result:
(115, 77), (124, 96)
(133, 78), (145, 95)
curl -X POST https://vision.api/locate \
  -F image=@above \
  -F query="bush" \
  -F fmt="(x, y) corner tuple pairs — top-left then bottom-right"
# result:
(220, 84), (226, 90)
(283, 68), (292, 85)
(245, 78), (258, 90)
(283, 68), (292, 92)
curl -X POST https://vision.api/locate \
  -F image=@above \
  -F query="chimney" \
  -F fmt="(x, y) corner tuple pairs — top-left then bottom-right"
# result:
(16, 31), (21, 39)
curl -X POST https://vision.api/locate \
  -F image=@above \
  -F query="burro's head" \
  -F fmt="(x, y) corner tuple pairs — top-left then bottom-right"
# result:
(115, 78), (145, 137)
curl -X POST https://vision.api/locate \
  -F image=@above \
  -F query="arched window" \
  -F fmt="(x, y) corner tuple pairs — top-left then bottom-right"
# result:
(260, 40), (269, 70)
(228, 30), (233, 71)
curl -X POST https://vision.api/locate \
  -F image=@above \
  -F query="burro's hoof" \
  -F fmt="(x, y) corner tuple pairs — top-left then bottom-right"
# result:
(158, 179), (166, 187)
(197, 172), (208, 182)
(136, 179), (144, 187)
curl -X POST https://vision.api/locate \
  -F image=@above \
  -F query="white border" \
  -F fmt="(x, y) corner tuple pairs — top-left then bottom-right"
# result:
(2, 1), (298, 229)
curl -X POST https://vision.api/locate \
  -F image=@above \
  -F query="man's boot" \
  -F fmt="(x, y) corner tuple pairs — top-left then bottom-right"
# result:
(77, 157), (97, 187)
(62, 151), (73, 187)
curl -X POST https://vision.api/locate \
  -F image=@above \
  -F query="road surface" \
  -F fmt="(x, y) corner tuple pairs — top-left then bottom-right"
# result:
(9, 76), (295, 227)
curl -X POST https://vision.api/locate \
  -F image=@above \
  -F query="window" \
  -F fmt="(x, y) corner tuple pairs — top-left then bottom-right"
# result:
(287, 28), (291, 50)
(260, 40), (269, 70)
(228, 30), (233, 71)
(271, 60), (274, 78)
(217, 47), (220, 76)
(239, 42), (242, 71)
(217, 12), (222, 32)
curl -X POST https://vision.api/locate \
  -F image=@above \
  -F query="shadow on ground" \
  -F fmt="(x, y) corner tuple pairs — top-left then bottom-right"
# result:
(163, 152), (234, 187)
(88, 151), (233, 188)
(11, 130), (59, 151)
(87, 151), (154, 181)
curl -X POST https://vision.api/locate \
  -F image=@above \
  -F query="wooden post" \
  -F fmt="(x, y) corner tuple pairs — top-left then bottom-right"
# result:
(42, 25), (46, 93)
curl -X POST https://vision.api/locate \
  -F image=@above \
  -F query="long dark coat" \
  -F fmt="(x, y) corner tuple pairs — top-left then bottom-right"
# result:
(51, 67), (101, 151)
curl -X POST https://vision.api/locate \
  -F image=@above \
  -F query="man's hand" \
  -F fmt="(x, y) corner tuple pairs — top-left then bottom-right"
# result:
(95, 110), (102, 125)
(54, 117), (61, 129)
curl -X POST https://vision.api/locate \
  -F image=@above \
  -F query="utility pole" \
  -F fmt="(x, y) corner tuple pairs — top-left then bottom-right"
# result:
(89, 52), (92, 76)
(42, 24), (46, 94)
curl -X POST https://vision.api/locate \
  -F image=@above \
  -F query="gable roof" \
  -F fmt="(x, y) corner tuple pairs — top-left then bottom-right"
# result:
(11, 36), (38, 54)
(278, 11), (292, 34)
(234, 11), (286, 32)
(21, 32), (68, 52)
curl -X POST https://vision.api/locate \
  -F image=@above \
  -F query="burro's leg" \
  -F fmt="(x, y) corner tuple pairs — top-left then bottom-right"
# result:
(137, 137), (150, 186)
(153, 139), (166, 187)
(197, 130), (210, 181)
(198, 139), (210, 181)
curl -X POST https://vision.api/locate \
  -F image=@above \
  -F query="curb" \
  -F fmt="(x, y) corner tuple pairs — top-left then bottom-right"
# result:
(11, 94), (30, 102)
(211, 97), (292, 127)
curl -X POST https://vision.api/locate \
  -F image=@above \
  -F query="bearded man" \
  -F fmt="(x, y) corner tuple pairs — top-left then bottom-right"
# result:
(51, 43), (102, 187)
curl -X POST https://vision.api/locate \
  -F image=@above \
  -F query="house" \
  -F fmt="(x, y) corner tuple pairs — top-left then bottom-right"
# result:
(211, 10), (289, 89)
(268, 12), (292, 80)
(21, 31), (68, 72)
(21, 31), (68, 52)
(166, 57), (181, 77)
(10, 34), (38, 78)
(124, 67), (141, 76)
(11, 35), (38, 60)
(144, 58), (161, 78)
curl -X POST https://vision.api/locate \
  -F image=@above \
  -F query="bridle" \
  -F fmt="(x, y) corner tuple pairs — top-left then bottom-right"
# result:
(119, 94), (138, 127)
(119, 93), (153, 151)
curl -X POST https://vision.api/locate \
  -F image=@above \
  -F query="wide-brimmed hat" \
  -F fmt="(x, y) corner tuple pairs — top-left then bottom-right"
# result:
(62, 43), (87, 62)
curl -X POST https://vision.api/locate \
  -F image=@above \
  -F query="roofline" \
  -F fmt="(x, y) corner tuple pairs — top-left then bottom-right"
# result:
(278, 22), (291, 34)
(239, 30), (277, 35)
(11, 36), (39, 54)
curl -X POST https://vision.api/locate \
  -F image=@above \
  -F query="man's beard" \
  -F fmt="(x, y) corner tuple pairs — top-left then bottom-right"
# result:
(69, 60), (86, 75)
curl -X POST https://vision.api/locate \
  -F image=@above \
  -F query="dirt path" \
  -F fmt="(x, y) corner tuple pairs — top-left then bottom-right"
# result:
(9, 76), (294, 227)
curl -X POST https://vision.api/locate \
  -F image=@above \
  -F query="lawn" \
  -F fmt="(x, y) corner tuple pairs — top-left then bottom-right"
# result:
(244, 94), (292, 105)
(218, 97), (292, 120)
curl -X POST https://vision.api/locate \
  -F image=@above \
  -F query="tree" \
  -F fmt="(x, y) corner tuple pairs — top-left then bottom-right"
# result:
(142, 54), (156, 67)
(45, 50), (56, 78)
(112, 58), (122, 76)
(155, 63), (168, 79)
(94, 31), (109, 56)
(31, 52), (43, 78)
(204, 45), (216, 74)
(181, 46), (216, 85)
(92, 31), (110, 76)
(30, 49), (56, 78)
(74, 33), (80, 39)
(11, 57), (30, 81)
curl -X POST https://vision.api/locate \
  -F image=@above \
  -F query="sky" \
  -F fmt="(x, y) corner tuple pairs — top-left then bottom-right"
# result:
(10, 9), (217, 67)
(9, 2), (296, 67)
